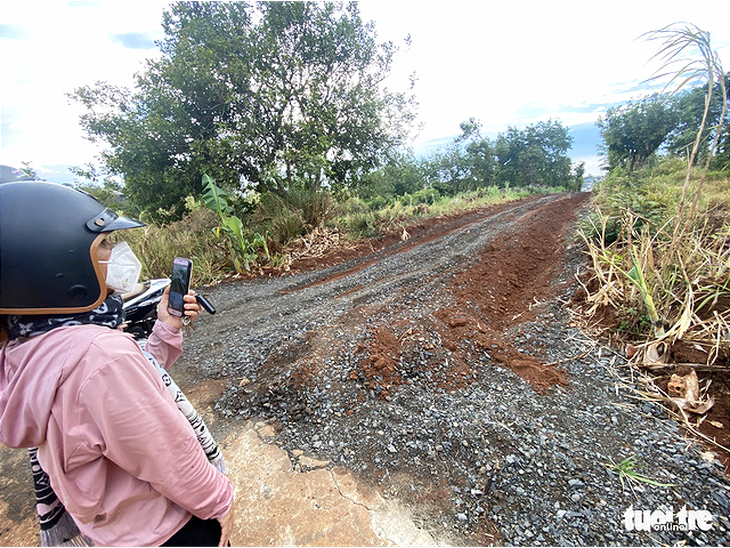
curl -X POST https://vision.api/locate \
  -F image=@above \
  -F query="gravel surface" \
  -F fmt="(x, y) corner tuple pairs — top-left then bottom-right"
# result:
(178, 192), (730, 546)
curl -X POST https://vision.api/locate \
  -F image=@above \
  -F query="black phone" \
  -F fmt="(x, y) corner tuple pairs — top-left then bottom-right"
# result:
(168, 257), (193, 316)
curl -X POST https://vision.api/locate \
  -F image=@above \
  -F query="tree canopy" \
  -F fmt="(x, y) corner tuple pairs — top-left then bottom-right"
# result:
(596, 94), (679, 173)
(417, 118), (579, 195)
(72, 1), (416, 221)
(494, 120), (574, 188)
(596, 73), (730, 174)
(664, 74), (730, 168)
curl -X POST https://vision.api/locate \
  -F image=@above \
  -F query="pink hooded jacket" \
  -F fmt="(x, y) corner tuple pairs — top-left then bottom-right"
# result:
(0, 320), (233, 546)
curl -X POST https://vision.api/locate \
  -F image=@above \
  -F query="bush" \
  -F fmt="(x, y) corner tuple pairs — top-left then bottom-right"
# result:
(269, 208), (308, 244)
(399, 187), (441, 207)
(365, 193), (394, 210)
(121, 200), (229, 285)
(254, 188), (333, 244)
(343, 211), (381, 239)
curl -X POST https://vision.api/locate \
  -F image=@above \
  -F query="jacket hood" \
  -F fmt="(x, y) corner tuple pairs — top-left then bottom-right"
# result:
(0, 328), (81, 448)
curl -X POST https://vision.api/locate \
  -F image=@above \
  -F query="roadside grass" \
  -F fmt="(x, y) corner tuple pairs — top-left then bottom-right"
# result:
(121, 198), (231, 286)
(606, 455), (677, 492)
(331, 185), (558, 240)
(127, 184), (568, 285)
(575, 156), (730, 466)
(580, 159), (730, 367)
(586, 159), (729, 241)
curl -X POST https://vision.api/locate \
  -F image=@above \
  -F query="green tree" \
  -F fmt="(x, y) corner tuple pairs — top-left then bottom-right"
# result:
(494, 120), (573, 187)
(527, 120), (573, 187)
(715, 123), (730, 170)
(494, 127), (524, 187)
(596, 94), (679, 173)
(665, 75), (729, 162)
(456, 118), (496, 188)
(355, 150), (423, 206)
(70, 163), (128, 213)
(426, 144), (471, 196)
(72, 1), (415, 221)
(465, 137), (496, 187)
(571, 161), (586, 192)
(421, 118), (497, 195)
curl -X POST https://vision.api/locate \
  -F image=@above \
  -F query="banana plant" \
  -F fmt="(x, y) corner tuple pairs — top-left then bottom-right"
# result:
(202, 174), (269, 273)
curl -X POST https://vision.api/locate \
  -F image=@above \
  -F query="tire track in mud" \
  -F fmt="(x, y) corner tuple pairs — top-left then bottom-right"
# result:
(350, 192), (587, 397)
(187, 191), (596, 544)
(279, 196), (541, 295)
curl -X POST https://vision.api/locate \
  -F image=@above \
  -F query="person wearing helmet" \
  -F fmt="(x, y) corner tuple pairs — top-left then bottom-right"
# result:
(0, 181), (235, 546)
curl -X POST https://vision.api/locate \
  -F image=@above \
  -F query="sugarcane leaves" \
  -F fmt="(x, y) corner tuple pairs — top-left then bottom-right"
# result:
(626, 249), (664, 338)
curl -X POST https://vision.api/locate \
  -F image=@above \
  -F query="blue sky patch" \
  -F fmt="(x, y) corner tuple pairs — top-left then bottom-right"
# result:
(110, 32), (157, 50)
(0, 23), (28, 40)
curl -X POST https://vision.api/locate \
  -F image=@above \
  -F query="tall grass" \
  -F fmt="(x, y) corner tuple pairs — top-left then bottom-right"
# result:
(332, 185), (538, 240)
(121, 200), (232, 286)
(253, 187), (333, 244)
(580, 161), (730, 366)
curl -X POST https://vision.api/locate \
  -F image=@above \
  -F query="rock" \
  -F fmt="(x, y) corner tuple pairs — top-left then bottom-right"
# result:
(256, 424), (278, 441)
(222, 424), (438, 546)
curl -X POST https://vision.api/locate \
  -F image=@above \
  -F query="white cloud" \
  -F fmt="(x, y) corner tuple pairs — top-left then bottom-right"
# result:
(0, 2), (166, 169)
(573, 155), (605, 176)
(360, 1), (730, 143)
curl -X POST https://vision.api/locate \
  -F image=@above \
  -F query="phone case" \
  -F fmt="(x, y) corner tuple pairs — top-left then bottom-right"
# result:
(168, 258), (193, 316)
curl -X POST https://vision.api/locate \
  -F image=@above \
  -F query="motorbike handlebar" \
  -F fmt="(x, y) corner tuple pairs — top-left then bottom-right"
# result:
(195, 294), (216, 315)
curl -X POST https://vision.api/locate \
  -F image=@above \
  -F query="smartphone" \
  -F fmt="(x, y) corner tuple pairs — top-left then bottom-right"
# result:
(168, 257), (193, 316)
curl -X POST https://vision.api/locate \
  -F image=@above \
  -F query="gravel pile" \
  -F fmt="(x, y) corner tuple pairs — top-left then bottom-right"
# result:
(179, 194), (730, 546)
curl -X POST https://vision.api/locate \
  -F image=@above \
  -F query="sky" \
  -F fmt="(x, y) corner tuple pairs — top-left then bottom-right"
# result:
(1, 1), (730, 182)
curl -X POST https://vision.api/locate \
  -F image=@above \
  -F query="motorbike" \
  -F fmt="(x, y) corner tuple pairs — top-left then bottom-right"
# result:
(121, 278), (216, 339)
(121, 278), (171, 339)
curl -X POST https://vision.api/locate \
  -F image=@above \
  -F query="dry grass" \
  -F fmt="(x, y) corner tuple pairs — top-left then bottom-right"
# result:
(579, 193), (730, 370)
(583, 185), (729, 370)
(121, 202), (232, 286)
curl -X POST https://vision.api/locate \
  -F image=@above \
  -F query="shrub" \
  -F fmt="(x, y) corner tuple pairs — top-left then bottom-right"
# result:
(254, 187), (333, 244)
(122, 201), (229, 285)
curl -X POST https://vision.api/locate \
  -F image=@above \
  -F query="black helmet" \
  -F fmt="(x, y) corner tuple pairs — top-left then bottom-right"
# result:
(0, 181), (145, 314)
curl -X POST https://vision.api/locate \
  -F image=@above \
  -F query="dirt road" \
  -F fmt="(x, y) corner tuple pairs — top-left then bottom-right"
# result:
(2, 192), (729, 546)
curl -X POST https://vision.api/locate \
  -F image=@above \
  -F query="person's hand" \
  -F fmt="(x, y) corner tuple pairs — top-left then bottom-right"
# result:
(157, 286), (200, 331)
(217, 500), (235, 547)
